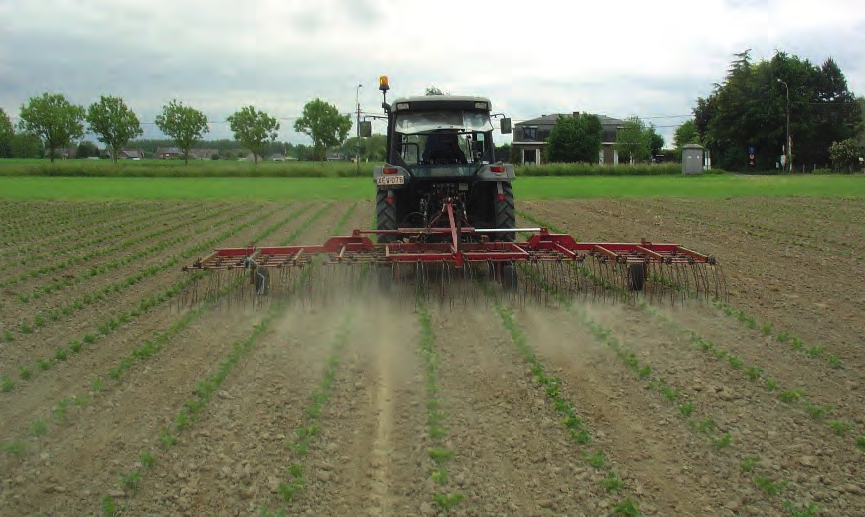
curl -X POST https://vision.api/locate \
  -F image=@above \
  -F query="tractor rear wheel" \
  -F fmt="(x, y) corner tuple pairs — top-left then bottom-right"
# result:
(376, 189), (398, 243)
(628, 263), (646, 292)
(494, 182), (515, 242)
(493, 182), (517, 291)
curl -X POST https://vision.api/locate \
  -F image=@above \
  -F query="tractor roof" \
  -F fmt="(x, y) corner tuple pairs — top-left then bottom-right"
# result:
(391, 95), (493, 112)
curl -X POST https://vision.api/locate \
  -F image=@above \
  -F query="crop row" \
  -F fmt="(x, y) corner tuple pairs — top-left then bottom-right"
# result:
(0, 202), (227, 289)
(0, 204), (266, 343)
(0, 201), (204, 267)
(0, 201), (136, 241)
(482, 282), (641, 516)
(519, 211), (832, 514)
(641, 302), (865, 454)
(1, 204), (328, 388)
(0, 202), (335, 466)
(13, 204), (246, 303)
(100, 204), (346, 515)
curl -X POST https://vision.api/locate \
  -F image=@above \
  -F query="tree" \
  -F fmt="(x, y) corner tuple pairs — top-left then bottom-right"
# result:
(11, 133), (44, 158)
(226, 106), (280, 165)
(293, 99), (352, 162)
(615, 116), (651, 164)
(154, 100), (209, 165)
(426, 86), (445, 96)
(829, 138), (863, 173)
(546, 113), (603, 163)
(18, 93), (85, 163)
(75, 141), (99, 159)
(647, 124), (665, 158)
(673, 120), (700, 148)
(86, 96), (144, 165)
(0, 108), (13, 158)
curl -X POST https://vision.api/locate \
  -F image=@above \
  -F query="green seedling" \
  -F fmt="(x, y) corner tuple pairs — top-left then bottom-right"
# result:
(754, 475), (788, 496)
(712, 433), (733, 449)
(713, 348), (728, 360)
(91, 377), (104, 392)
(637, 365), (651, 379)
(3, 330), (12, 342)
(54, 347), (68, 361)
(54, 398), (70, 420)
(1, 440), (27, 455)
(34, 315), (45, 327)
(49, 309), (60, 321)
(783, 500), (819, 517)
(740, 456), (760, 472)
(18, 366), (32, 380)
(83, 333), (96, 344)
(804, 346), (825, 359)
(677, 402), (695, 417)
(660, 386), (681, 402)
(827, 355), (842, 369)
(585, 450), (605, 469)
(778, 388), (804, 404)
(159, 426), (176, 449)
(856, 436), (865, 452)
(1, 377), (14, 392)
(612, 497), (640, 516)
(288, 463), (303, 479)
(432, 493), (464, 511)
(140, 450), (156, 468)
(776, 330), (790, 343)
(791, 337), (804, 350)
(122, 471), (141, 493)
(746, 366), (764, 380)
(101, 495), (119, 517)
(745, 316), (757, 329)
(570, 428), (591, 445)
(279, 481), (300, 502)
(72, 394), (90, 406)
(20, 321), (32, 334)
(829, 420), (851, 436)
(429, 447), (454, 462)
(761, 322), (773, 336)
(29, 420), (48, 437)
(802, 401), (831, 421)
(431, 467), (448, 485)
(728, 356), (744, 370)
(598, 470), (624, 492)
(68, 340), (83, 353)
(766, 378), (778, 391)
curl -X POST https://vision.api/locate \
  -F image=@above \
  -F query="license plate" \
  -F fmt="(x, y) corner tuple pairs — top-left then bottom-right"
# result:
(376, 175), (405, 186)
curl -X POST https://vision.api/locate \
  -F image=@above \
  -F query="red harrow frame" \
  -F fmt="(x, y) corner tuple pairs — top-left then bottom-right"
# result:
(183, 200), (725, 303)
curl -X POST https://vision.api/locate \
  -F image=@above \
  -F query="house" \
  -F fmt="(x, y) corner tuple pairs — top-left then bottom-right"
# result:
(326, 153), (346, 162)
(104, 147), (144, 160)
(270, 153), (297, 162)
(155, 147), (183, 159)
(190, 148), (219, 160)
(512, 113), (625, 165)
(48, 146), (76, 159)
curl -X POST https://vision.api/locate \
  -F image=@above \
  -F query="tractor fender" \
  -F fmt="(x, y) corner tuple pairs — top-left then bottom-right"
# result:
(373, 164), (410, 189)
(475, 162), (516, 181)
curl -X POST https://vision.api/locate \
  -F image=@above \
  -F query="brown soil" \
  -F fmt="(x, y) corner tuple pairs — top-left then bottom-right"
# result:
(2, 198), (865, 517)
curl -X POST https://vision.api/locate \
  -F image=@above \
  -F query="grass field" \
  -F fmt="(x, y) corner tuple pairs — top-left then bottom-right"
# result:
(1, 173), (864, 200)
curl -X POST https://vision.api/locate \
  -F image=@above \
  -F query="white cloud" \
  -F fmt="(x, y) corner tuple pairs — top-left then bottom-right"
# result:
(1, 0), (863, 146)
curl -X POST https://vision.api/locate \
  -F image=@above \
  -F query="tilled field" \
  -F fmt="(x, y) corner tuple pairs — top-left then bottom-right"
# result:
(1, 198), (864, 517)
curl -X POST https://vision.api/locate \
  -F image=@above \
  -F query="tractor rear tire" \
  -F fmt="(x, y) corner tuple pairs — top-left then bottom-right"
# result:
(494, 182), (515, 242)
(628, 263), (646, 292)
(376, 190), (398, 244)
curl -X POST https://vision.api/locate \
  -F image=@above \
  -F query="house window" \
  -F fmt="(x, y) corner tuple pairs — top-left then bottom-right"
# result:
(522, 126), (537, 140)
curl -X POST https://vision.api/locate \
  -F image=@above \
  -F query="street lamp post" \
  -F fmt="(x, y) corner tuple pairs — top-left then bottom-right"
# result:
(777, 78), (790, 173)
(356, 83), (362, 176)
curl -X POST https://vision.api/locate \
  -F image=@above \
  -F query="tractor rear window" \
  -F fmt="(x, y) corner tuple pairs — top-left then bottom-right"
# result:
(395, 110), (493, 134)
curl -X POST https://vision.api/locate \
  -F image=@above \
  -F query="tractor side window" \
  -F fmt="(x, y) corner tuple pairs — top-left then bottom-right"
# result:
(399, 134), (424, 165)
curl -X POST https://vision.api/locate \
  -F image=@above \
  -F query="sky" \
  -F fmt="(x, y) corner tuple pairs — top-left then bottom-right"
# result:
(2, 0), (864, 148)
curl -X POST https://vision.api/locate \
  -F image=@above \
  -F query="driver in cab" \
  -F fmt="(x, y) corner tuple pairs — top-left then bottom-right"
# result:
(422, 132), (468, 164)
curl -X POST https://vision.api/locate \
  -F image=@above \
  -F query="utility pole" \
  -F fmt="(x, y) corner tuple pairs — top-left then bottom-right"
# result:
(356, 83), (362, 176)
(777, 78), (790, 173)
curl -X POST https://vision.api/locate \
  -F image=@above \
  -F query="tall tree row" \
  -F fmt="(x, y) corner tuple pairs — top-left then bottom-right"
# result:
(693, 50), (863, 171)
